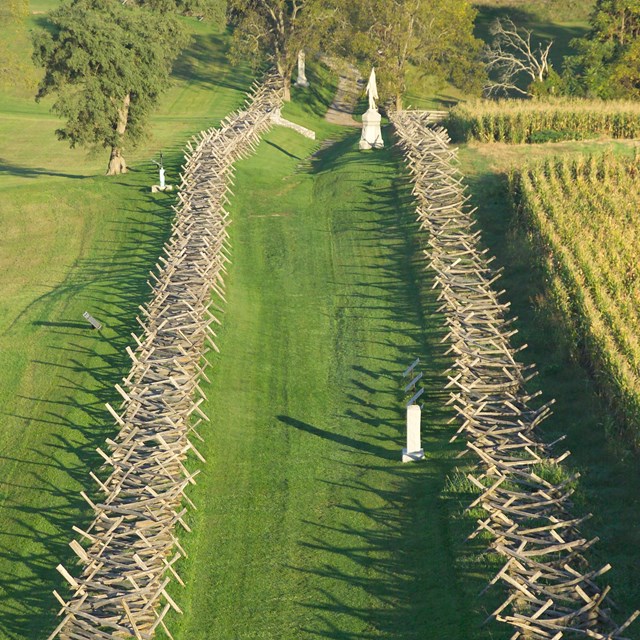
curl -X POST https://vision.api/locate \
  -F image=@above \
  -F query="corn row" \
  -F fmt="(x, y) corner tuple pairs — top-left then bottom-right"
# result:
(448, 99), (640, 143)
(510, 153), (640, 440)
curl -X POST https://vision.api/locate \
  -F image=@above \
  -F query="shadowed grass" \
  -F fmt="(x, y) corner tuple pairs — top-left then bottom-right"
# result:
(158, 111), (503, 637)
(0, 11), (253, 639)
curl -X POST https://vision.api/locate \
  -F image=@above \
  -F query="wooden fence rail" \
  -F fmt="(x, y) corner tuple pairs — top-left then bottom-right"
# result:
(46, 72), (284, 640)
(390, 110), (639, 640)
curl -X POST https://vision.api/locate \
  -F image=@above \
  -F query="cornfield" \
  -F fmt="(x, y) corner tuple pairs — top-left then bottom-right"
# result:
(510, 152), (640, 442)
(448, 99), (640, 143)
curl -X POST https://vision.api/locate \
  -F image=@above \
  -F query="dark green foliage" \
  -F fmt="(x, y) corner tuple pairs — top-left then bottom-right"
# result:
(337, 0), (485, 109)
(528, 128), (594, 142)
(528, 68), (566, 97)
(228, 0), (334, 99)
(564, 0), (640, 98)
(32, 0), (188, 172)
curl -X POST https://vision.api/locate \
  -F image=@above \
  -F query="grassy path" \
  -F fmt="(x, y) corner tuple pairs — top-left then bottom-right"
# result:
(164, 125), (495, 639)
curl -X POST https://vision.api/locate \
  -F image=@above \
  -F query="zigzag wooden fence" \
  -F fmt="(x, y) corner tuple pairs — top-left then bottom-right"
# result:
(390, 110), (639, 639)
(47, 73), (284, 640)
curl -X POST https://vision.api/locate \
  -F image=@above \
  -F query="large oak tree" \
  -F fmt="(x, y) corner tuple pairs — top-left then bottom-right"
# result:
(32, 0), (188, 175)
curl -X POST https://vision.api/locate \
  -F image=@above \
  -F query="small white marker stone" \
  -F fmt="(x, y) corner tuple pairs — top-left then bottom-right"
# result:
(295, 50), (309, 88)
(402, 403), (425, 463)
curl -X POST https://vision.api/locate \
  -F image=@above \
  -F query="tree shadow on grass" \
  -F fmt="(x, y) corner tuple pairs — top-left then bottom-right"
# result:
(0, 181), (173, 638)
(0, 158), (88, 180)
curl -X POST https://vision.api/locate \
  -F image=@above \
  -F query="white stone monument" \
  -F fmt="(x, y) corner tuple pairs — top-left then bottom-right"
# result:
(151, 153), (173, 193)
(359, 67), (384, 150)
(402, 404), (425, 462)
(295, 50), (309, 88)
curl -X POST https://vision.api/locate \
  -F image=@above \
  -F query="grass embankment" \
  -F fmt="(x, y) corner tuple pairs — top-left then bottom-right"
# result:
(0, 6), (253, 638)
(458, 142), (640, 630)
(158, 103), (504, 636)
(510, 153), (640, 440)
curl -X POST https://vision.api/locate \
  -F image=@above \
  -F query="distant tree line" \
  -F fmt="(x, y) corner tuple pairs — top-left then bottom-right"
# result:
(227, 0), (484, 109)
(34, 0), (640, 176)
(34, 0), (485, 175)
(484, 0), (640, 100)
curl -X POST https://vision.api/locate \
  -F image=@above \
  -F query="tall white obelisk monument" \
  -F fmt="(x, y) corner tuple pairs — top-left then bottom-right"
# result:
(359, 67), (384, 150)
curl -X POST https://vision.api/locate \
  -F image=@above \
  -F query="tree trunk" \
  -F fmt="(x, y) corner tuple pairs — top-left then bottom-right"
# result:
(275, 56), (292, 102)
(107, 146), (127, 175)
(106, 93), (130, 175)
(283, 72), (292, 102)
(395, 93), (403, 112)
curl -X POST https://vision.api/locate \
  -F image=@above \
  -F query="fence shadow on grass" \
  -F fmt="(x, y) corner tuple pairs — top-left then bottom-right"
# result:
(0, 179), (173, 639)
(276, 137), (502, 639)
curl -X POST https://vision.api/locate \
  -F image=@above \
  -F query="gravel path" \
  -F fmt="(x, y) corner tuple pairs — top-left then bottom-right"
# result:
(324, 62), (363, 127)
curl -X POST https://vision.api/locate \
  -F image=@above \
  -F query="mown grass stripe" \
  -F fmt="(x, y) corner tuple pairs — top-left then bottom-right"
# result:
(160, 124), (499, 639)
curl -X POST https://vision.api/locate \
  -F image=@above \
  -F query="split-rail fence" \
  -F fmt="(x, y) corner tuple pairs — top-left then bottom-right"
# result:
(46, 73), (284, 640)
(390, 110), (639, 640)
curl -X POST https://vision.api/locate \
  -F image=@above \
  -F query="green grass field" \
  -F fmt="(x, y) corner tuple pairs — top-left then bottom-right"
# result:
(0, 8), (255, 638)
(156, 118), (504, 638)
(1, 0), (640, 638)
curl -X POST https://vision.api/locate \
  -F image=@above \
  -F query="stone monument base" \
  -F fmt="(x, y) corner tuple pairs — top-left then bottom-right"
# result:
(151, 185), (174, 193)
(402, 448), (425, 463)
(359, 107), (384, 150)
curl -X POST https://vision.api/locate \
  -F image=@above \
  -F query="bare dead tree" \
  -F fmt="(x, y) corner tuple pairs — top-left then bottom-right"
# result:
(483, 16), (553, 97)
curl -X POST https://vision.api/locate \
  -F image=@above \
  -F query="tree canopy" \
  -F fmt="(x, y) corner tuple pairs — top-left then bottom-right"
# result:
(338, 0), (484, 110)
(564, 0), (640, 98)
(32, 0), (188, 174)
(228, 0), (336, 100)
